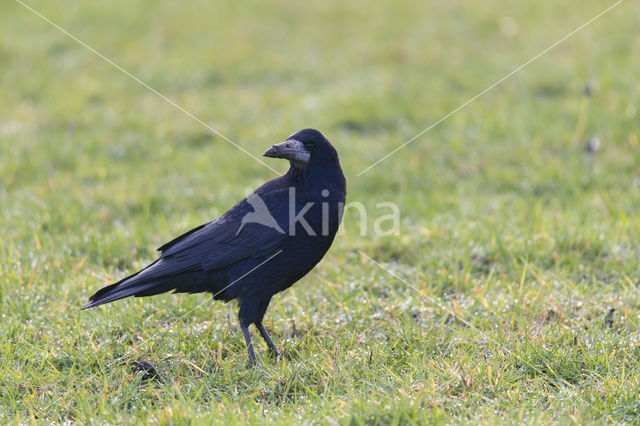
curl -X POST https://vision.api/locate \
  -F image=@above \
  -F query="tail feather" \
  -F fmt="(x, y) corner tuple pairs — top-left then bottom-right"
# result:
(81, 280), (162, 309)
(82, 260), (168, 310)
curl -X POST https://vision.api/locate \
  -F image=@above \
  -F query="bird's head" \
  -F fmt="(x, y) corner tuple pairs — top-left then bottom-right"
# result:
(263, 129), (339, 171)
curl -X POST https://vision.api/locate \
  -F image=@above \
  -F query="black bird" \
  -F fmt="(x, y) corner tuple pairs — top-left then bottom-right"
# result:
(83, 129), (346, 365)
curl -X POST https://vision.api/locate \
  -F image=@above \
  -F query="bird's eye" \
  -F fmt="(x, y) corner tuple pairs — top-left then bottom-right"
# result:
(303, 142), (314, 151)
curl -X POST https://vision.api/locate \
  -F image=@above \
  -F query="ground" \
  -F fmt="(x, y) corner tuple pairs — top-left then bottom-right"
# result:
(1, 0), (639, 423)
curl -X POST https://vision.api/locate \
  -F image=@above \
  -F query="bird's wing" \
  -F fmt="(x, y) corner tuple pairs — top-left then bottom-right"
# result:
(148, 196), (287, 276)
(82, 196), (287, 308)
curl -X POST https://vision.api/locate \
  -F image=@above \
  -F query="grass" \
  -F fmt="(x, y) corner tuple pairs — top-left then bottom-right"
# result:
(1, 0), (639, 423)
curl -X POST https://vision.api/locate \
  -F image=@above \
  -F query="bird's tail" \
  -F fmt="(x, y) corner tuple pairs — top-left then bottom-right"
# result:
(81, 260), (173, 310)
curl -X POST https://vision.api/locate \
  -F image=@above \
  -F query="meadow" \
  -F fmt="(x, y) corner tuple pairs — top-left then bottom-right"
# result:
(1, 0), (639, 423)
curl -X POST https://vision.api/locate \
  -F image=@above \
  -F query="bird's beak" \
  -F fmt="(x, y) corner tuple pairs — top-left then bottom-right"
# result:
(263, 139), (311, 165)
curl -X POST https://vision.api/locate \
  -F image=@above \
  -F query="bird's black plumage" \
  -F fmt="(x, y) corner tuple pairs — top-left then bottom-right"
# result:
(83, 129), (346, 365)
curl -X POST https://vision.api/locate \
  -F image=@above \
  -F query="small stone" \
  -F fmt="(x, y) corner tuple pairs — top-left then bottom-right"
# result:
(584, 137), (600, 153)
(604, 308), (615, 329)
(130, 360), (159, 380)
(584, 78), (599, 97)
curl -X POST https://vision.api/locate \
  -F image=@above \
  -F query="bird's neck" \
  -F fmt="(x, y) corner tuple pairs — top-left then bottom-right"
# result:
(286, 163), (346, 197)
(287, 163), (307, 181)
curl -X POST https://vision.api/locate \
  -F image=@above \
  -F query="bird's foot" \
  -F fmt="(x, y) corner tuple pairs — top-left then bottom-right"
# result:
(268, 349), (281, 360)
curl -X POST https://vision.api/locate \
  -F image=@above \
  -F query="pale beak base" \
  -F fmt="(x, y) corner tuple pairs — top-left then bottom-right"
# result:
(263, 139), (311, 167)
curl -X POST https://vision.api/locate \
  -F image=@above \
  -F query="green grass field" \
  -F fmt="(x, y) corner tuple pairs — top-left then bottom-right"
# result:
(1, 0), (639, 423)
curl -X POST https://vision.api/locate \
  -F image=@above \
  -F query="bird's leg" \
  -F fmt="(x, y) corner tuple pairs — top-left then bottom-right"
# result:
(242, 326), (257, 367)
(255, 321), (280, 358)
